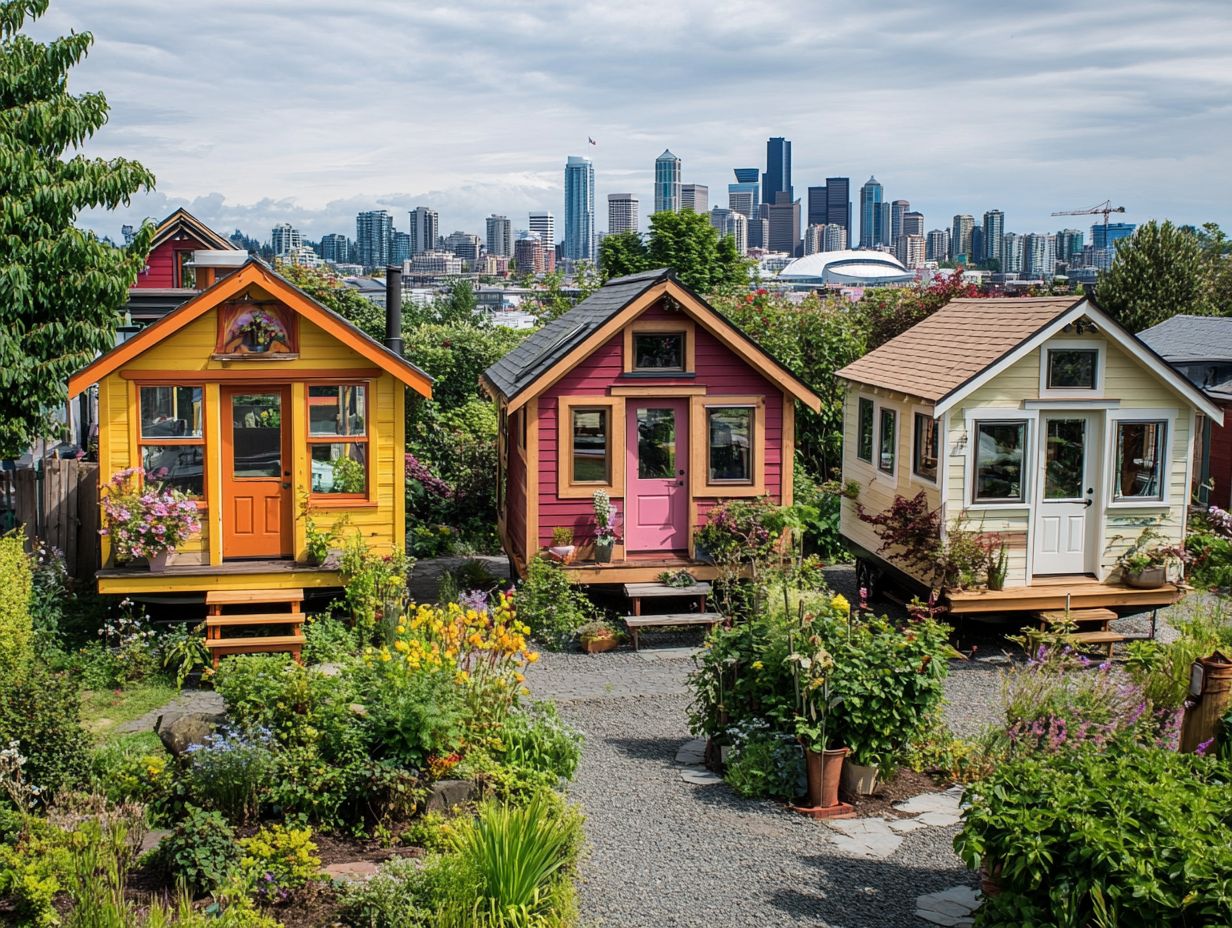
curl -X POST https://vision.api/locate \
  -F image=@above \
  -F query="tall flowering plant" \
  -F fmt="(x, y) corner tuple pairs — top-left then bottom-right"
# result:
(101, 468), (201, 562)
(592, 489), (619, 542)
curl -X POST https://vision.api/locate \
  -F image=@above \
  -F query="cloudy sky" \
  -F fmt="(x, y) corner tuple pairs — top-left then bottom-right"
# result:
(33, 0), (1232, 245)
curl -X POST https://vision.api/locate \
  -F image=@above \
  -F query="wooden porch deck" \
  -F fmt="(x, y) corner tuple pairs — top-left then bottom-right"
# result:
(96, 558), (340, 595)
(945, 574), (1183, 615)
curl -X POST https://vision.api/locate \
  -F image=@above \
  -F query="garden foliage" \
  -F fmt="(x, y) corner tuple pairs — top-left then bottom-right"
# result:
(0, 533), (33, 682)
(516, 557), (598, 650)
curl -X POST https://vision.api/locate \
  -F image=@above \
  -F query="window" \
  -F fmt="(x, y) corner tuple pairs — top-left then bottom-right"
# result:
(307, 384), (368, 495)
(857, 398), (874, 463)
(571, 408), (609, 483)
(707, 407), (753, 483)
(138, 386), (204, 496)
(632, 332), (685, 371)
(913, 413), (938, 482)
(973, 420), (1027, 503)
(1115, 420), (1167, 502)
(878, 408), (897, 474)
(1047, 348), (1099, 389)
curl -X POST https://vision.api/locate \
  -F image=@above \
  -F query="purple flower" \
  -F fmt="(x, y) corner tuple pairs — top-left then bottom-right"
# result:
(1195, 738), (1216, 756)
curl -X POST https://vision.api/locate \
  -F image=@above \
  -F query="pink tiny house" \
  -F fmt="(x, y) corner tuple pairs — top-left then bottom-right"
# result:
(483, 269), (821, 583)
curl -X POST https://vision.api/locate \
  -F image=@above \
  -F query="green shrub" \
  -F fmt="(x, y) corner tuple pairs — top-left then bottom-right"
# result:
(0, 817), (74, 928)
(1124, 597), (1232, 709)
(340, 855), (469, 928)
(184, 728), (277, 824)
(0, 533), (34, 683)
(517, 557), (596, 650)
(155, 806), (240, 894)
(88, 738), (174, 810)
(340, 533), (412, 640)
(497, 703), (583, 786)
(955, 746), (1232, 926)
(28, 539), (70, 656)
(303, 613), (358, 664)
(363, 667), (467, 769)
(238, 823), (320, 904)
(0, 665), (89, 797)
(724, 722), (803, 800)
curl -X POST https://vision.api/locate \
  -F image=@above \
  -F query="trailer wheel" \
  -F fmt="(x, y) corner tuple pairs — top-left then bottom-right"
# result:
(854, 557), (882, 603)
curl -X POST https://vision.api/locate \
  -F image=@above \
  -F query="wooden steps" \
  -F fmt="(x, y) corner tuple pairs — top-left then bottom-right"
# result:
(622, 612), (723, 651)
(1031, 608), (1125, 659)
(1068, 630), (1126, 659)
(205, 588), (305, 667)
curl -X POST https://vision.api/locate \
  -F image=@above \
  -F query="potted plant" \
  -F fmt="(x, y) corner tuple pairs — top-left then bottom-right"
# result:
(298, 494), (344, 566)
(577, 619), (621, 654)
(592, 490), (619, 564)
(1116, 527), (1186, 588)
(987, 540), (1009, 591)
(547, 526), (576, 564)
(786, 634), (851, 816)
(238, 311), (280, 352)
(101, 468), (201, 571)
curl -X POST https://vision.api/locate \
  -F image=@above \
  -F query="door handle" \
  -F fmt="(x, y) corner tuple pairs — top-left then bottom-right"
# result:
(1083, 498), (1093, 508)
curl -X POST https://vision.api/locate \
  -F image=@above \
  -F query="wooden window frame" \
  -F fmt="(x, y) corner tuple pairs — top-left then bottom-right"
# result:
(623, 319), (696, 374)
(136, 383), (208, 505)
(856, 396), (874, 463)
(912, 411), (939, 484)
(690, 395), (766, 497)
(305, 382), (372, 502)
(557, 395), (625, 499)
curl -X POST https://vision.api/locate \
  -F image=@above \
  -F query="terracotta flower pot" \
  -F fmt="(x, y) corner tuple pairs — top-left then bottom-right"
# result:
(581, 634), (618, 654)
(979, 861), (1003, 897)
(803, 746), (849, 809)
(148, 549), (176, 573)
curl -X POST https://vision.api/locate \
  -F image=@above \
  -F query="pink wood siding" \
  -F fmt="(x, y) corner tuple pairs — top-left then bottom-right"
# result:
(136, 239), (202, 289)
(532, 303), (785, 551)
(506, 411), (527, 560)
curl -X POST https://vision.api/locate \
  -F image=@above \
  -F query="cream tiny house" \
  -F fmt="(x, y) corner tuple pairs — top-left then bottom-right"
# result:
(837, 297), (1222, 614)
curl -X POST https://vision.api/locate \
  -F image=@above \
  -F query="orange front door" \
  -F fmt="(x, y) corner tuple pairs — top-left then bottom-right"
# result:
(221, 386), (292, 558)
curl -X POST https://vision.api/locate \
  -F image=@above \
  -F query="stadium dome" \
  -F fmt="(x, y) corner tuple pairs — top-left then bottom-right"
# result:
(776, 249), (915, 288)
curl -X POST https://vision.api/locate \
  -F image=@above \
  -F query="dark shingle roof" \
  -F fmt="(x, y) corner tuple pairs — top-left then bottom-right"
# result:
(483, 268), (672, 400)
(1138, 314), (1232, 364)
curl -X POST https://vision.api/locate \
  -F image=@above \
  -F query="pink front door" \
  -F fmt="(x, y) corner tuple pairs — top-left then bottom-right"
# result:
(626, 399), (689, 552)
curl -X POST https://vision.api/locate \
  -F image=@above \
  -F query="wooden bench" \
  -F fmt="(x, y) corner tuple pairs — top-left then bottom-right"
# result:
(622, 612), (724, 651)
(205, 588), (306, 667)
(623, 581), (712, 616)
(1032, 608), (1126, 659)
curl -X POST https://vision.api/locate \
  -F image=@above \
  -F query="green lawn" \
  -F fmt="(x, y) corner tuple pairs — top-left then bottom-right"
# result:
(81, 680), (178, 741)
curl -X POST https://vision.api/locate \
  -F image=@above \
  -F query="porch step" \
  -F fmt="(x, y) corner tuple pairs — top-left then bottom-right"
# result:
(622, 612), (724, 651)
(623, 581), (712, 599)
(1069, 630), (1127, 659)
(205, 634), (307, 652)
(205, 614), (306, 628)
(1036, 608), (1117, 628)
(206, 588), (304, 606)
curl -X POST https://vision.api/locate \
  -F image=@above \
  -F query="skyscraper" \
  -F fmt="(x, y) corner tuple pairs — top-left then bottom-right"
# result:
(1024, 233), (1057, 278)
(982, 210), (1005, 267)
(513, 233), (544, 275)
(654, 150), (682, 213)
(902, 210), (925, 238)
(529, 212), (555, 250)
(825, 177), (851, 239)
(409, 207), (438, 256)
(859, 177), (884, 248)
(926, 229), (950, 262)
(607, 194), (639, 234)
(767, 192), (801, 256)
(1002, 233), (1024, 273)
(728, 168), (759, 217)
(748, 217), (769, 251)
(807, 186), (828, 228)
(443, 232), (482, 264)
(897, 234), (926, 269)
(725, 211), (748, 256)
(822, 224), (848, 251)
(804, 225), (824, 255)
(890, 200), (909, 248)
(391, 231), (411, 265)
(681, 184), (708, 214)
(971, 227), (984, 264)
(762, 137), (792, 206)
(951, 214), (975, 262)
(879, 202), (892, 248)
(270, 222), (302, 256)
(564, 155), (595, 262)
(485, 215), (513, 258)
(355, 210), (393, 268)
(320, 233), (350, 264)
(1055, 228), (1084, 262)
(1091, 222), (1136, 251)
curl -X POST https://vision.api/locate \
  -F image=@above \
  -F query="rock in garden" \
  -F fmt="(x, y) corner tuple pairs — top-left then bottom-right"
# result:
(915, 885), (980, 926)
(425, 779), (475, 813)
(155, 712), (226, 757)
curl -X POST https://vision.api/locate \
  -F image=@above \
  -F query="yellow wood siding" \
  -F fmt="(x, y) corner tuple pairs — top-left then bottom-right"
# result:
(98, 308), (404, 566)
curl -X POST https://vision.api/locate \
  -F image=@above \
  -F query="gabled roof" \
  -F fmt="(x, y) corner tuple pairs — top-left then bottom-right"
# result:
(69, 260), (432, 399)
(1138, 314), (1232, 364)
(837, 296), (1222, 421)
(150, 208), (236, 252)
(481, 268), (822, 412)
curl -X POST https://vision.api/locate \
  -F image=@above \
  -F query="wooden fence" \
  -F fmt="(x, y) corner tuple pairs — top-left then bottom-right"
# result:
(0, 458), (100, 581)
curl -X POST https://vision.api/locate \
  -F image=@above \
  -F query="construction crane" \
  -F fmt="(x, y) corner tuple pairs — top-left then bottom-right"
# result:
(1051, 200), (1127, 251)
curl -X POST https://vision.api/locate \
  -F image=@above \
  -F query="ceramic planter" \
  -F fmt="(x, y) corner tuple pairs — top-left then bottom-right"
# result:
(802, 746), (849, 809)
(979, 862), (1003, 897)
(147, 548), (176, 572)
(1124, 565), (1167, 588)
(547, 545), (576, 564)
(594, 537), (615, 563)
(840, 760), (880, 797)
(581, 634), (618, 654)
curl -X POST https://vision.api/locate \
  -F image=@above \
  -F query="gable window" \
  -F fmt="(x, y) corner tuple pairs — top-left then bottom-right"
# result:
(139, 385), (204, 496)
(632, 332), (684, 371)
(707, 406), (753, 483)
(973, 420), (1027, 503)
(570, 408), (610, 483)
(1114, 420), (1167, 502)
(913, 413), (939, 482)
(857, 398), (874, 463)
(307, 384), (368, 496)
(878, 408), (897, 474)
(1047, 348), (1099, 389)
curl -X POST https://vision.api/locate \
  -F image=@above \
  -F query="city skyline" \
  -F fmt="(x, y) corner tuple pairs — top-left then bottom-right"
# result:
(36, 1), (1230, 243)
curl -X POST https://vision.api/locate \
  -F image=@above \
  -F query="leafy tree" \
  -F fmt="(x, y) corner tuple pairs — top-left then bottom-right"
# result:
(1, 0), (156, 456)
(646, 209), (750, 295)
(1189, 222), (1232, 314)
(528, 267), (599, 322)
(598, 230), (649, 281)
(274, 261), (385, 339)
(1095, 220), (1211, 331)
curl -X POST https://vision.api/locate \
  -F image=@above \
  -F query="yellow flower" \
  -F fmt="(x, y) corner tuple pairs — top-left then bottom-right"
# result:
(455, 670), (469, 684)
(527, 651), (540, 663)
(380, 651), (391, 662)
(514, 672), (525, 684)
(751, 660), (764, 671)
(394, 640), (408, 652)
(831, 593), (851, 615)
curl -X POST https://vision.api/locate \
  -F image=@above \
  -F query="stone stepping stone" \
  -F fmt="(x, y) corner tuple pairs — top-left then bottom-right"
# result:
(679, 766), (723, 786)
(893, 786), (963, 817)
(824, 817), (903, 860)
(675, 738), (707, 765)
(636, 647), (700, 663)
(323, 860), (381, 882)
(915, 810), (963, 828)
(915, 885), (980, 926)
(887, 818), (927, 834)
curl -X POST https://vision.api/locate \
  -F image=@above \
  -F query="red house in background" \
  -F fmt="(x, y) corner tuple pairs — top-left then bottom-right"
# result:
(134, 208), (238, 289)
(483, 269), (822, 583)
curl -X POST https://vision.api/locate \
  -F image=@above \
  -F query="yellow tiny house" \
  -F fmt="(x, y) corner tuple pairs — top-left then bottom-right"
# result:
(68, 260), (432, 600)
(837, 296), (1222, 616)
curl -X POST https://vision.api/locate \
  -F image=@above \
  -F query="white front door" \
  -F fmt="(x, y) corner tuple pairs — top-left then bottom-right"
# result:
(1033, 415), (1097, 575)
